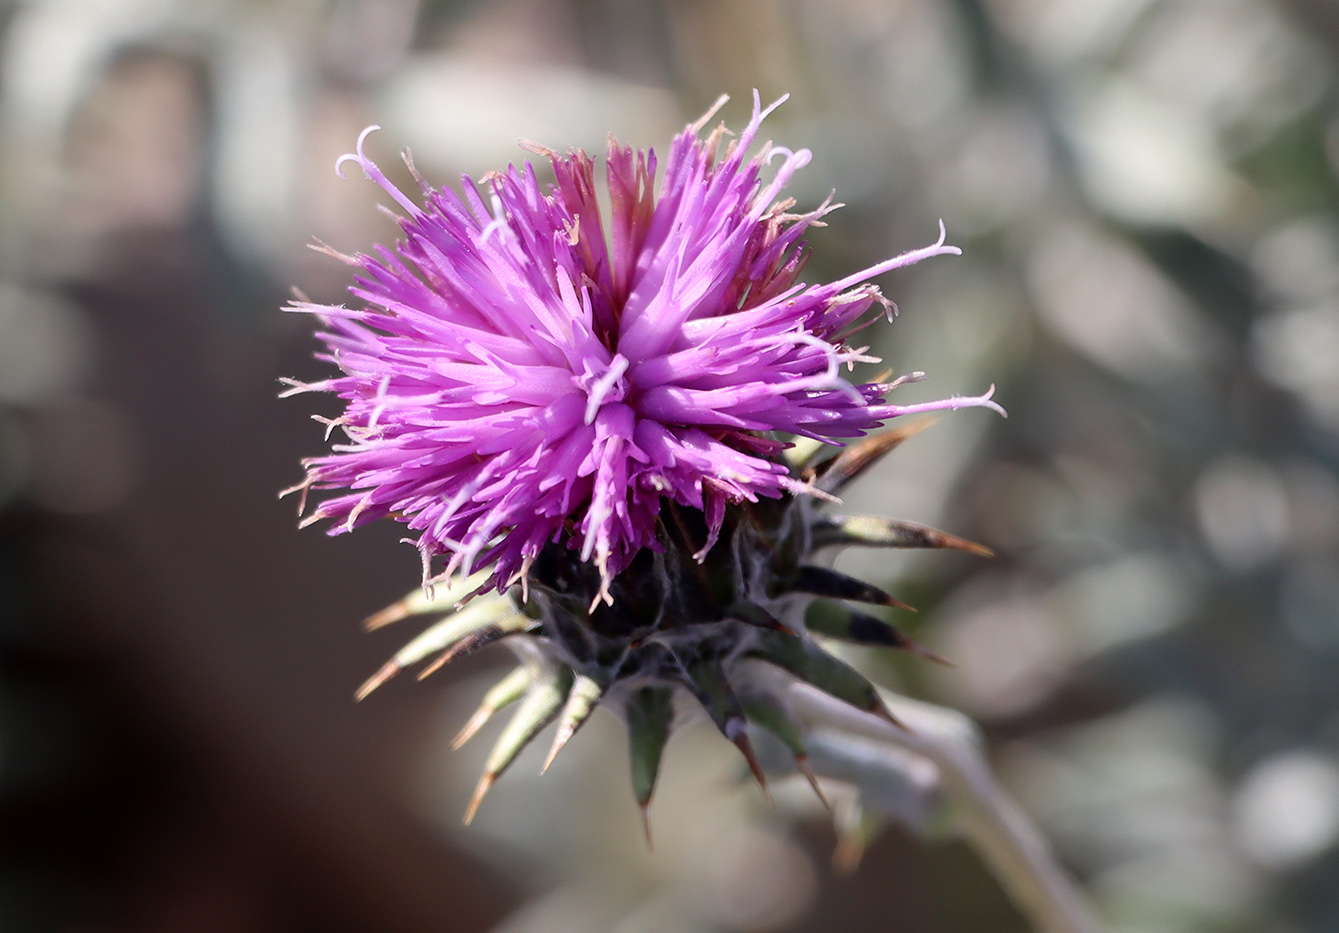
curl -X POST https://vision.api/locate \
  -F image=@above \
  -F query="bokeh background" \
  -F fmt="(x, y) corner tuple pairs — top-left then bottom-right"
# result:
(3, 0), (1339, 930)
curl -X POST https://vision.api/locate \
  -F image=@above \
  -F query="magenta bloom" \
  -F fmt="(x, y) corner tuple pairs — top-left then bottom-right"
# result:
(285, 92), (1000, 596)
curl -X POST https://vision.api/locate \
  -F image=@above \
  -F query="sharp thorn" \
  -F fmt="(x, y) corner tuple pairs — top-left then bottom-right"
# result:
(794, 753), (830, 810)
(541, 674), (602, 773)
(451, 667), (531, 748)
(417, 626), (501, 680)
(354, 660), (401, 701)
(639, 800), (654, 851)
(813, 515), (995, 558)
(902, 639), (954, 667)
(541, 726), (572, 774)
(731, 601), (798, 636)
(627, 686), (674, 815)
(417, 649), (456, 680)
(363, 602), (412, 631)
(816, 418), (937, 493)
(462, 772), (495, 825)
(873, 698), (910, 733)
(451, 706), (493, 750)
(865, 616), (949, 662)
(946, 537), (994, 558)
(727, 721), (773, 806)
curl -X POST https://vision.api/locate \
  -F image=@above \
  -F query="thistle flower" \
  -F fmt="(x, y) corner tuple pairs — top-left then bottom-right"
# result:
(283, 92), (1002, 834)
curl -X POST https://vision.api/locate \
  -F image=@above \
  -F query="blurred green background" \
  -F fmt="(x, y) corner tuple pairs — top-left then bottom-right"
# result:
(2, 0), (1338, 930)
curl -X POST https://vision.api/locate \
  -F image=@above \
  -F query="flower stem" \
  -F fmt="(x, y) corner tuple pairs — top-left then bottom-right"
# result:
(786, 683), (1103, 933)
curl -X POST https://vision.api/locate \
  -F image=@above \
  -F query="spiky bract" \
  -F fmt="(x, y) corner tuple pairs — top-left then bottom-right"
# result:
(359, 424), (992, 828)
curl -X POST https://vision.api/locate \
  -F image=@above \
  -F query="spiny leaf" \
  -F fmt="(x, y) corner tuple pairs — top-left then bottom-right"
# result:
(626, 685), (675, 845)
(789, 565), (916, 612)
(812, 418), (935, 494)
(362, 569), (491, 630)
(811, 514), (993, 557)
(355, 596), (520, 699)
(683, 661), (771, 804)
(452, 666), (532, 750)
(542, 674), (604, 772)
(805, 604), (951, 664)
(747, 629), (903, 728)
(464, 665), (575, 825)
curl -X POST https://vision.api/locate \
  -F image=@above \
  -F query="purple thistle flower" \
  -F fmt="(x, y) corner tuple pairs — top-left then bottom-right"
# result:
(282, 91), (1002, 600)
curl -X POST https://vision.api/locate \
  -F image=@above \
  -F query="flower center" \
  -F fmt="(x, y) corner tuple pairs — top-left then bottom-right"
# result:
(576, 353), (631, 425)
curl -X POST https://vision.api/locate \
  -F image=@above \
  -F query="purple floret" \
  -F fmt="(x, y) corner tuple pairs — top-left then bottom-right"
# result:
(283, 92), (1002, 598)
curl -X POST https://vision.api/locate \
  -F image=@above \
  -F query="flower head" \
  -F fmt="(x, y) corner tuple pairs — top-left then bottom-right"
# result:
(283, 92), (1001, 598)
(285, 93), (1004, 832)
